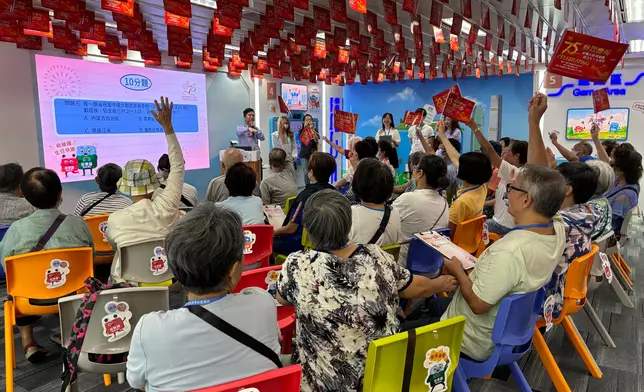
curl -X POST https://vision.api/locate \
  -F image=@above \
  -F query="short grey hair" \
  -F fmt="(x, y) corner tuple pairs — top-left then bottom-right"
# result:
(165, 202), (244, 295)
(586, 160), (615, 195)
(515, 164), (566, 218)
(269, 148), (287, 170)
(303, 189), (351, 251)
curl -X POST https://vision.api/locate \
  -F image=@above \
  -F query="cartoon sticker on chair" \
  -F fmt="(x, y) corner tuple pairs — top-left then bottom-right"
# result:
(482, 220), (489, 245)
(98, 221), (109, 242)
(543, 295), (555, 332)
(265, 270), (281, 297)
(102, 301), (132, 342)
(44, 259), (70, 289)
(599, 252), (613, 284)
(424, 346), (451, 392)
(150, 246), (168, 275)
(243, 230), (256, 255)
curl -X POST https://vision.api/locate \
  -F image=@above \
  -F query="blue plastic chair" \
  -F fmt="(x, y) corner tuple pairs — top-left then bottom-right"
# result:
(452, 288), (546, 392)
(0, 225), (9, 278)
(405, 228), (451, 277)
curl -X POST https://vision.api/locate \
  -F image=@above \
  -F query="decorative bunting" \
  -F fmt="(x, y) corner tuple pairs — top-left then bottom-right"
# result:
(349, 0), (366, 14)
(429, 0), (443, 28)
(524, 5), (532, 28)
(481, 3), (490, 29)
(383, 0), (397, 25)
(461, 0), (472, 18)
(497, 14), (505, 38)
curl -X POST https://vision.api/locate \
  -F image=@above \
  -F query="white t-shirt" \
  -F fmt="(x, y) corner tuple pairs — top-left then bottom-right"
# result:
(492, 160), (520, 229)
(349, 204), (401, 247)
(392, 188), (449, 265)
(376, 128), (401, 145)
(408, 123), (434, 154)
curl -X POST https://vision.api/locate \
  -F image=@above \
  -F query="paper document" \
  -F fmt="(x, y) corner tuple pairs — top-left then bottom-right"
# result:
(263, 205), (287, 230)
(414, 231), (478, 270)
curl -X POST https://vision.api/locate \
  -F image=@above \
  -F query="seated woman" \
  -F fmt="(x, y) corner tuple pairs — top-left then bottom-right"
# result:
(0, 163), (35, 225)
(73, 163), (133, 217)
(349, 158), (401, 246)
(215, 163), (265, 225)
(586, 160), (615, 240)
(127, 203), (281, 391)
(276, 190), (457, 392)
(392, 155), (450, 265)
(606, 143), (642, 235)
(322, 135), (362, 189)
(273, 152), (337, 255)
(153, 153), (198, 208)
(377, 139), (398, 175)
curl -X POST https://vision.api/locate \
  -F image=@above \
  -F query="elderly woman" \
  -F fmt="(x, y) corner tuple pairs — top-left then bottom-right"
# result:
(127, 203), (281, 391)
(73, 163), (133, 217)
(0, 163), (35, 225)
(586, 160), (615, 240)
(277, 190), (458, 392)
(215, 162), (265, 224)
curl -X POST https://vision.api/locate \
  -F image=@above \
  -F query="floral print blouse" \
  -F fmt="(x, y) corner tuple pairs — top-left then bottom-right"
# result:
(277, 244), (412, 392)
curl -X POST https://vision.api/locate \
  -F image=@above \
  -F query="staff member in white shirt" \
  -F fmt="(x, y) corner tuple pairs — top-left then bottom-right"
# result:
(392, 154), (449, 265)
(375, 113), (401, 147)
(271, 116), (298, 162)
(408, 108), (434, 156)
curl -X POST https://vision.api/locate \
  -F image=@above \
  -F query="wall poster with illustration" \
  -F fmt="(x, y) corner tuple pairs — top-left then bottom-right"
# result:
(565, 108), (629, 141)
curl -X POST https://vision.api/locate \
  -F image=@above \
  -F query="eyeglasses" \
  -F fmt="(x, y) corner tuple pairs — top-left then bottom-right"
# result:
(506, 184), (527, 195)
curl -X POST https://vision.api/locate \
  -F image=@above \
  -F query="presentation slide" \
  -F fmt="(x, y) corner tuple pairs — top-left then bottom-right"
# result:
(35, 54), (209, 183)
(281, 83), (308, 111)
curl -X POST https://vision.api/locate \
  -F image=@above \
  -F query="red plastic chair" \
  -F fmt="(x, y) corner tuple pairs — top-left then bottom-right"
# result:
(234, 265), (296, 354)
(191, 365), (302, 392)
(242, 225), (274, 269)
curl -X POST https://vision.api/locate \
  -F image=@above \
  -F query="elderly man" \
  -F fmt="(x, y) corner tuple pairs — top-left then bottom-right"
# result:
(206, 148), (260, 203)
(107, 97), (184, 283)
(549, 133), (595, 162)
(0, 167), (93, 362)
(236, 107), (265, 151)
(260, 148), (297, 209)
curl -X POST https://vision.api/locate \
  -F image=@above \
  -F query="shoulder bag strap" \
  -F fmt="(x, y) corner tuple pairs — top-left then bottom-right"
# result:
(187, 305), (282, 368)
(31, 214), (66, 253)
(368, 205), (392, 245)
(159, 184), (194, 207)
(401, 328), (417, 392)
(429, 199), (448, 232)
(80, 193), (114, 217)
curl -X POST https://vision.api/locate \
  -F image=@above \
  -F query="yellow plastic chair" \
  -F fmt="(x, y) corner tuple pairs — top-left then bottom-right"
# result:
(274, 228), (313, 265)
(84, 214), (114, 264)
(284, 196), (297, 215)
(363, 315), (466, 392)
(381, 244), (401, 260)
(4, 247), (94, 392)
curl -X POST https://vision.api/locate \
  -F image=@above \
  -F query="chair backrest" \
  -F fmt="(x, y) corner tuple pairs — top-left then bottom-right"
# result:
(233, 265), (282, 293)
(190, 365), (302, 392)
(0, 224), (10, 241)
(381, 244), (401, 260)
(406, 237), (444, 276)
(284, 196), (296, 215)
(120, 239), (173, 284)
(563, 244), (599, 302)
(621, 207), (636, 236)
(593, 231), (614, 253)
(302, 229), (313, 249)
(58, 287), (168, 353)
(452, 215), (486, 254)
(363, 315), (466, 392)
(242, 224), (274, 268)
(491, 288), (545, 347)
(84, 214), (112, 253)
(5, 247), (93, 300)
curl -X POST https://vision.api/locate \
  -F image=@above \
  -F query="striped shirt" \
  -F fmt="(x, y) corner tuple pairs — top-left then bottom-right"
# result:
(73, 191), (133, 217)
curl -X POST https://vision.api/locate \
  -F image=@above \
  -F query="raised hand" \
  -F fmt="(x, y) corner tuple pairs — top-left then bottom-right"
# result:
(590, 123), (600, 139)
(466, 117), (478, 132)
(436, 119), (446, 136)
(528, 92), (548, 124)
(150, 96), (174, 135)
(549, 132), (558, 143)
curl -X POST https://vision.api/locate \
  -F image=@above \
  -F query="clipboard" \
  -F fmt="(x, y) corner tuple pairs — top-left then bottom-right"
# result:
(414, 231), (478, 270)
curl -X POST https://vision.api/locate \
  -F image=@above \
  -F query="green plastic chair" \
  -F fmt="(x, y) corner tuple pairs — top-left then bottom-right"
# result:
(363, 315), (466, 392)
(381, 244), (401, 261)
(284, 196), (296, 215)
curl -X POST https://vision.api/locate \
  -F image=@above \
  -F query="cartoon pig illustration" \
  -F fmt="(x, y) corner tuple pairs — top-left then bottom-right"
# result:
(102, 301), (133, 342)
(243, 230), (256, 255)
(44, 259), (70, 289)
(149, 246), (168, 275)
(60, 154), (79, 178)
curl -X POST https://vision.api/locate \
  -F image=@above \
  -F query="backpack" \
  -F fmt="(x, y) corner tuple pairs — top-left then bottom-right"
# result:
(60, 277), (133, 392)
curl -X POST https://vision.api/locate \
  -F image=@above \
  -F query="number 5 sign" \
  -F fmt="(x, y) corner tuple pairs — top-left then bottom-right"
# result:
(544, 72), (562, 89)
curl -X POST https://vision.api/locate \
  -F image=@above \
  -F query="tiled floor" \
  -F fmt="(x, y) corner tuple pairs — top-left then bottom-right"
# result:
(3, 219), (644, 391)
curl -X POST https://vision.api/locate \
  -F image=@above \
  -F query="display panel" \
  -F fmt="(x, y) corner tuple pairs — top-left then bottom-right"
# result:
(280, 83), (308, 111)
(565, 108), (629, 141)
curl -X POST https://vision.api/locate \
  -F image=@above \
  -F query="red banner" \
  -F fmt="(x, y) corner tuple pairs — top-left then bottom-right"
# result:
(165, 11), (190, 29)
(511, 0), (518, 16)
(289, 0), (308, 10)
(403, 110), (423, 125)
(524, 5), (532, 28)
(330, 0), (347, 23)
(347, 18), (359, 40)
(20, 9), (49, 32)
(461, 0), (472, 18)
(299, 127), (314, 147)
(164, 0), (191, 17)
(314, 5), (331, 31)
(443, 94), (475, 122)
(102, 0), (134, 16)
(349, 0), (366, 14)
(432, 85), (461, 114)
(333, 110), (359, 134)
(364, 10), (377, 34)
(547, 30), (629, 83)
(383, 0), (397, 24)
(592, 88), (611, 113)
(467, 24), (479, 44)
(451, 14), (463, 35)
(402, 0), (417, 14)
(429, 0), (443, 27)
(481, 3), (490, 29)
(497, 14), (505, 38)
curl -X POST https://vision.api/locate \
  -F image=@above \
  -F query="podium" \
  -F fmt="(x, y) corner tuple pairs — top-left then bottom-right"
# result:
(219, 149), (262, 184)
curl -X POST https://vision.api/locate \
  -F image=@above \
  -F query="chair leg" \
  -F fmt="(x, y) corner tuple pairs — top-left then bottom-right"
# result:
(609, 273), (635, 308)
(508, 361), (532, 392)
(4, 301), (14, 392)
(532, 327), (572, 392)
(103, 374), (112, 387)
(582, 302), (616, 348)
(617, 253), (632, 275)
(612, 255), (633, 287)
(452, 366), (471, 392)
(561, 316), (603, 379)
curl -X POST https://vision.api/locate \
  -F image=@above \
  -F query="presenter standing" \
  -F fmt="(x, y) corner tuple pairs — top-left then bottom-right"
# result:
(299, 114), (320, 185)
(408, 108), (434, 155)
(236, 108), (265, 151)
(375, 112), (400, 169)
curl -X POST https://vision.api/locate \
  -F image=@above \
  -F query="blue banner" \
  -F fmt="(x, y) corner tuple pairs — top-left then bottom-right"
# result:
(53, 98), (199, 135)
